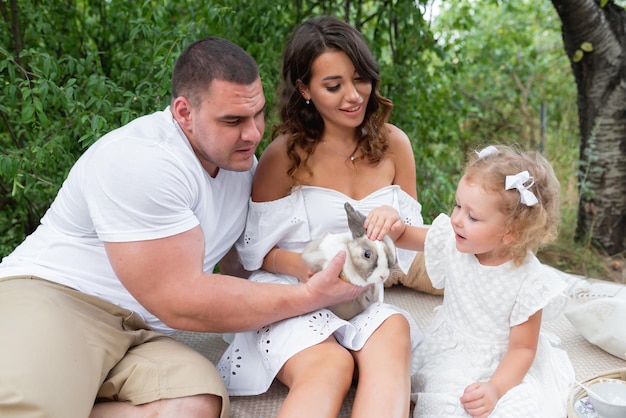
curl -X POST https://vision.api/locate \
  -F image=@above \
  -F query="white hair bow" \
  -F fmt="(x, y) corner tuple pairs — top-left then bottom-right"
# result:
(505, 171), (538, 206)
(476, 145), (498, 158)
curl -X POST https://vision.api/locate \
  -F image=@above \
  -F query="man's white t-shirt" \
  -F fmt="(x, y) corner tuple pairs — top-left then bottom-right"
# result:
(0, 107), (255, 334)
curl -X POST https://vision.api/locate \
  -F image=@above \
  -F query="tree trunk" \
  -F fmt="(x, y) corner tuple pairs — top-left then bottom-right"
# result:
(551, 0), (626, 255)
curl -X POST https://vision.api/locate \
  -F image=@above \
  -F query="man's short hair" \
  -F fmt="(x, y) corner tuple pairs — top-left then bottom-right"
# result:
(171, 37), (259, 107)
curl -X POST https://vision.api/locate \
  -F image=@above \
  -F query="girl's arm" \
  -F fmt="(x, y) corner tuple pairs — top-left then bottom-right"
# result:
(394, 224), (428, 251)
(365, 205), (428, 250)
(460, 310), (542, 418)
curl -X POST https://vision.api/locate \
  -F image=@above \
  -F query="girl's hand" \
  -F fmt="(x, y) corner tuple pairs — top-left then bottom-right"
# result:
(364, 205), (405, 241)
(460, 381), (499, 418)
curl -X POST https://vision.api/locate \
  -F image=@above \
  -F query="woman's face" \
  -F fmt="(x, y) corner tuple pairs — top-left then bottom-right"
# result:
(300, 50), (372, 132)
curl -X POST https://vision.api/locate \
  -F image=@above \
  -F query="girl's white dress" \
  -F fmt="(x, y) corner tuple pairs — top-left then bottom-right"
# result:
(217, 185), (424, 396)
(411, 214), (575, 417)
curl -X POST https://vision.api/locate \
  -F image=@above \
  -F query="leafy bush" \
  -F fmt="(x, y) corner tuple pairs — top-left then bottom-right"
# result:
(2, 0), (576, 257)
(0, 0), (457, 256)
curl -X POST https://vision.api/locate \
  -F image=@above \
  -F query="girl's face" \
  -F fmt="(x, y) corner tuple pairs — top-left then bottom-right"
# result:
(300, 50), (372, 133)
(450, 176), (515, 266)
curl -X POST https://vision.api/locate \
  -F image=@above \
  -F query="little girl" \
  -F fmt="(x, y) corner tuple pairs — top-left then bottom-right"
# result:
(370, 145), (575, 417)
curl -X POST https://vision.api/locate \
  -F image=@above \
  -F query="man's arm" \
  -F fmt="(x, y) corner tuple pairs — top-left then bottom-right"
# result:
(104, 225), (362, 333)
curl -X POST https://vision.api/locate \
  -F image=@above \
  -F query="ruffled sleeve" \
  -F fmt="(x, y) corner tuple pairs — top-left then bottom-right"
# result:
(235, 193), (312, 271)
(396, 191), (424, 228)
(510, 256), (569, 326)
(396, 191), (424, 273)
(423, 214), (453, 289)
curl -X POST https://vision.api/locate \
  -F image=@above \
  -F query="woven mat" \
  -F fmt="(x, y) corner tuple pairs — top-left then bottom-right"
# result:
(175, 284), (626, 417)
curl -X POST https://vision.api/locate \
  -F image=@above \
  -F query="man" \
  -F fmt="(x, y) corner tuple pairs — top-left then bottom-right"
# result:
(0, 37), (362, 418)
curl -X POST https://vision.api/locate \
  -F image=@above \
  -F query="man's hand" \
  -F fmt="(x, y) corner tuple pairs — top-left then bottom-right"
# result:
(303, 251), (367, 305)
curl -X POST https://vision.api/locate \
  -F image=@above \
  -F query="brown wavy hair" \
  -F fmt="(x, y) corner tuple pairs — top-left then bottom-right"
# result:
(464, 144), (561, 265)
(271, 16), (394, 182)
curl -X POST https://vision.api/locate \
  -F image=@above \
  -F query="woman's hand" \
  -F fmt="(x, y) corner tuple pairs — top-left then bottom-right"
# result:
(460, 381), (499, 418)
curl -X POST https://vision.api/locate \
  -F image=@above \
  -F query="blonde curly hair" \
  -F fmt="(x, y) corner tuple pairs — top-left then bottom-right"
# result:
(463, 145), (561, 265)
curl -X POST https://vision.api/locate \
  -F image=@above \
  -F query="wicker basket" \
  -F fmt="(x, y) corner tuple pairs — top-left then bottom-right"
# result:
(567, 368), (626, 417)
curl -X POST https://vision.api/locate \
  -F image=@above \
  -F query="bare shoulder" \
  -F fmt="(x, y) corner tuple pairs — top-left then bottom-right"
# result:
(252, 134), (293, 202)
(384, 123), (414, 164)
(257, 135), (289, 164)
(385, 123), (412, 151)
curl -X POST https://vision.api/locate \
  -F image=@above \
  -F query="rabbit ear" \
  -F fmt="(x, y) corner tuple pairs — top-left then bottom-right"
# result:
(344, 202), (366, 239)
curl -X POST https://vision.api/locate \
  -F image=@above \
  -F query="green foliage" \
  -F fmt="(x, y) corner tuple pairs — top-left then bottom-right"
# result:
(0, 0), (219, 255)
(373, 3), (465, 220)
(433, 0), (578, 153)
(0, 0), (451, 256)
(433, 0), (601, 275)
(0, 0), (580, 259)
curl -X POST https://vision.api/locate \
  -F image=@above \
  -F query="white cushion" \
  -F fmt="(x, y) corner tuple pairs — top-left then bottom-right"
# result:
(565, 287), (626, 361)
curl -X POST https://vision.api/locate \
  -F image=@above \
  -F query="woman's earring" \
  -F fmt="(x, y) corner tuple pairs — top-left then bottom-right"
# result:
(305, 99), (310, 105)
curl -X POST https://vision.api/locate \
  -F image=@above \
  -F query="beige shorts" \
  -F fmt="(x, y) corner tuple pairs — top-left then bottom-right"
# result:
(0, 276), (229, 417)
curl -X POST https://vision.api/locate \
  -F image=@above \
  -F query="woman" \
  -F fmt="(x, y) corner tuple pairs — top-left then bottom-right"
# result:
(217, 16), (424, 417)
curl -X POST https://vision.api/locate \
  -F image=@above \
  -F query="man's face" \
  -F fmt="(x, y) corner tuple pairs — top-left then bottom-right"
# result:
(183, 78), (265, 177)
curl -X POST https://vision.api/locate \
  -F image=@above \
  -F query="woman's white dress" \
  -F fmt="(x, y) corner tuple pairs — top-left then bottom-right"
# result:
(411, 214), (575, 417)
(217, 185), (424, 396)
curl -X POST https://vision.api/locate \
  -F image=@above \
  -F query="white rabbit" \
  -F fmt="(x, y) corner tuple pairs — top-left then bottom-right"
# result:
(301, 202), (398, 319)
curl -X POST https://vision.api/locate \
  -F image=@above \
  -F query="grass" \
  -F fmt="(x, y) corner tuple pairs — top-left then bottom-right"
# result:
(540, 217), (626, 283)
